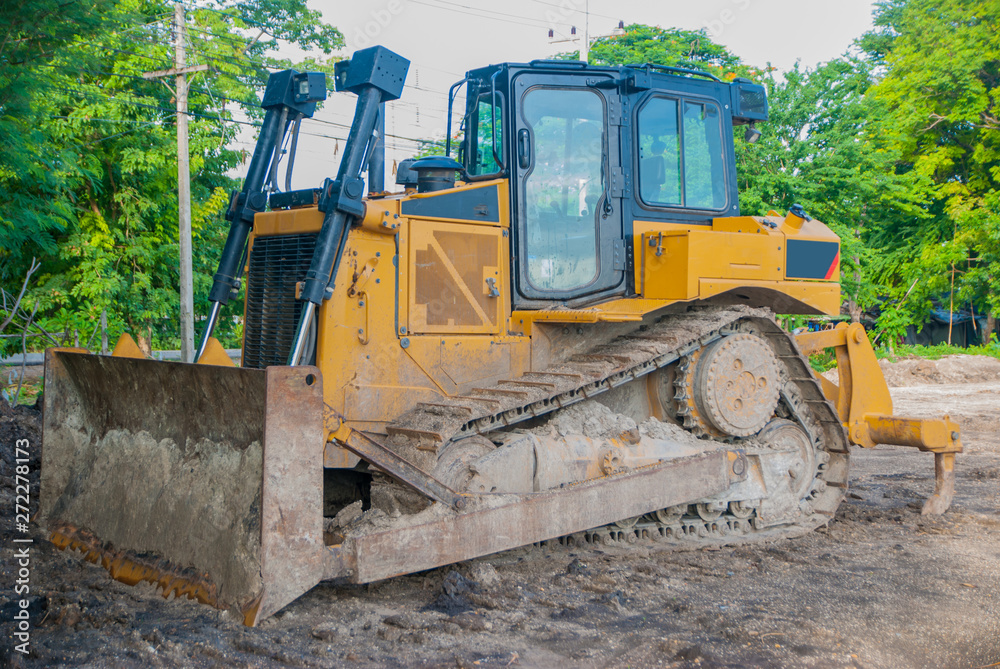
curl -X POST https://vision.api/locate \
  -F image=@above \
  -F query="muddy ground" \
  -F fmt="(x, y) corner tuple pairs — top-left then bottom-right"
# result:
(2, 355), (999, 668)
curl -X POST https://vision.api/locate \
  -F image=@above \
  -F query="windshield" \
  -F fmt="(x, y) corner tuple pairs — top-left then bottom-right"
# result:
(637, 96), (727, 210)
(521, 87), (604, 292)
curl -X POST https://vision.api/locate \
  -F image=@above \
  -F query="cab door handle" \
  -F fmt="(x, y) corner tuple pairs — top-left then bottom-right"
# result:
(517, 129), (531, 169)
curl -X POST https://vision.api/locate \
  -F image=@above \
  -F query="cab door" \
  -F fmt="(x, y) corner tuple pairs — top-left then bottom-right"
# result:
(510, 70), (627, 307)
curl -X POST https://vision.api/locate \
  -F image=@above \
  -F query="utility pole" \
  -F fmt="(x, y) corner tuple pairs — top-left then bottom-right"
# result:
(143, 2), (208, 363)
(548, 3), (625, 65)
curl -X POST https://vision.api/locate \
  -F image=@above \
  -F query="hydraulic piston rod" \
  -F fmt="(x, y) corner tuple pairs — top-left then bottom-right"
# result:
(287, 47), (409, 365)
(195, 70), (327, 362)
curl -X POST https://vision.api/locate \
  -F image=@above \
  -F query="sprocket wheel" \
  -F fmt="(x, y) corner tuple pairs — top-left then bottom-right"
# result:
(677, 333), (781, 438)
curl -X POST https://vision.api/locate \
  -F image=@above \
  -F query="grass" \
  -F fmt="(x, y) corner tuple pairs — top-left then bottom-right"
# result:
(876, 340), (1000, 362)
(1, 371), (42, 407)
(808, 348), (838, 373)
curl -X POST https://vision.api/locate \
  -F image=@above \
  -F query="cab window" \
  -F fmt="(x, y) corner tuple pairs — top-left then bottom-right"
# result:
(637, 96), (727, 210)
(468, 95), (503, 175)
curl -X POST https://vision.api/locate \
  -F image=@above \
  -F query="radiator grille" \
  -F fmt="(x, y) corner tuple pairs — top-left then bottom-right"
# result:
(243, 233), (317, 369)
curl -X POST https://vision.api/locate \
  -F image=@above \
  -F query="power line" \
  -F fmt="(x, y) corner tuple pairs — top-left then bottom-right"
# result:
(83, 119), (168, 146)
(94, 30), (465, 100)
(53, 84), (429, 153)
(190, 87), (442, 145)
(186, 23), (467, 86)
(187, 3), (344, 46)
(184, 25), (256, 48)
(407, 0), (549, 29)
(529, 0), (623, 23)
(65, 38), (173, 68)
(50, 115), (170, 123)
(409, 0), (552, 29)
(42, 13), (457, 156)
(409, 62), (465, 79)
(186, 4), (283, 32)
(45, 66), (449, 147)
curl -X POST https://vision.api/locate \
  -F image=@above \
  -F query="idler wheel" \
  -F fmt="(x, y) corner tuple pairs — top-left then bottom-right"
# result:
(757, 418), (818, 500)
(654, 504), (687, 524)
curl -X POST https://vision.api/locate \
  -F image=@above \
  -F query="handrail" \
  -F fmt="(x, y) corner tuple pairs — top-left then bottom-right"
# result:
(529, 59), (587, 68)
(444, 77), (469, 157)
(490, 69), (505, 171)
(627, 63), (722, 83)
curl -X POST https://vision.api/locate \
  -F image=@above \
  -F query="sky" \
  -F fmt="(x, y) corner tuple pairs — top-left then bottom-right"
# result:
(276, 0), (879, 189)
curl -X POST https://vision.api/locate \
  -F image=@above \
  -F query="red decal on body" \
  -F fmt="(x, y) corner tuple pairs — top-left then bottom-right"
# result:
(824, 250), (840, 280)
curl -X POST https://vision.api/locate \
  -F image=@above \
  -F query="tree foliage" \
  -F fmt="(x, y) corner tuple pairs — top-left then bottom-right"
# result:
(0, 0), (342, 353)
(865, 0), (1000, 340)
(588, 25), (749, 79)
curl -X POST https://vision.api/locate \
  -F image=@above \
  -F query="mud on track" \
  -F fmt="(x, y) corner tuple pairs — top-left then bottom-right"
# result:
(2, 355), (999, 668)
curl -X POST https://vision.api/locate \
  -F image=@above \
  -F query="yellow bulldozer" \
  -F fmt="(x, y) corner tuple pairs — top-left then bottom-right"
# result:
(39, 46), (962, 626)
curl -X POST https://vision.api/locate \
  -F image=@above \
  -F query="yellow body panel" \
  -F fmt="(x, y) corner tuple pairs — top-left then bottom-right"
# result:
(111, 333), (145, 359)
(629, 216), (840, 316)
(406, 220), (505, 335)
(250, 182), (528, 446)
(795, 323), (960, 514)
(196, 336), (235, 367)
(637, 227), (784, 298)
(253, 206), (324, 237)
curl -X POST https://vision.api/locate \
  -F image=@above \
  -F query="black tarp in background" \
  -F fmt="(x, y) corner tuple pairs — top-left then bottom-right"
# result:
(820, 296), (996, 347)
(904, 305), (990, 347)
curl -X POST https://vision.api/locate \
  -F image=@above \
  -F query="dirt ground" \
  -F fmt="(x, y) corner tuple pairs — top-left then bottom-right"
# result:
(2, 354), (999, 668)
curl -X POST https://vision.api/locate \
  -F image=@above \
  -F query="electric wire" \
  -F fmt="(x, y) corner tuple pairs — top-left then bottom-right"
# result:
(528, 0), (624, 23)
(52, 84), (427, 153)
(407, 0), (554, 29)
(34, 11), (460, 158)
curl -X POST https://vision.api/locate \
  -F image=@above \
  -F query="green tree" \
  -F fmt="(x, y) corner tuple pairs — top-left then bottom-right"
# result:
(583, 24), (928, 338)
(0, 0), (343, 353)
(587, 24), (755, 80)
(0, 0), (121, 283)
(738, 58), (938, 336)
(865, 0), (1000, 341)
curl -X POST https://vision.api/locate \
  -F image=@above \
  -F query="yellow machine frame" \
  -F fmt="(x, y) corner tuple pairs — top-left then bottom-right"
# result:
(796, 322), (962, 514)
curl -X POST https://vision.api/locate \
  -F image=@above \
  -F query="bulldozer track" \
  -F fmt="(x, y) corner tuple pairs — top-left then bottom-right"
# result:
(383, 305), (850, 548)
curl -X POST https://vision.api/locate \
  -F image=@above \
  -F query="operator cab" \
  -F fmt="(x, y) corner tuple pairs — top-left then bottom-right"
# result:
(446, 60), (767, 310)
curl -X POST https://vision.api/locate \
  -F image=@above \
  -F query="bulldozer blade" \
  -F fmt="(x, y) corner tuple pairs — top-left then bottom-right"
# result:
(39, 349), (325, 625)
